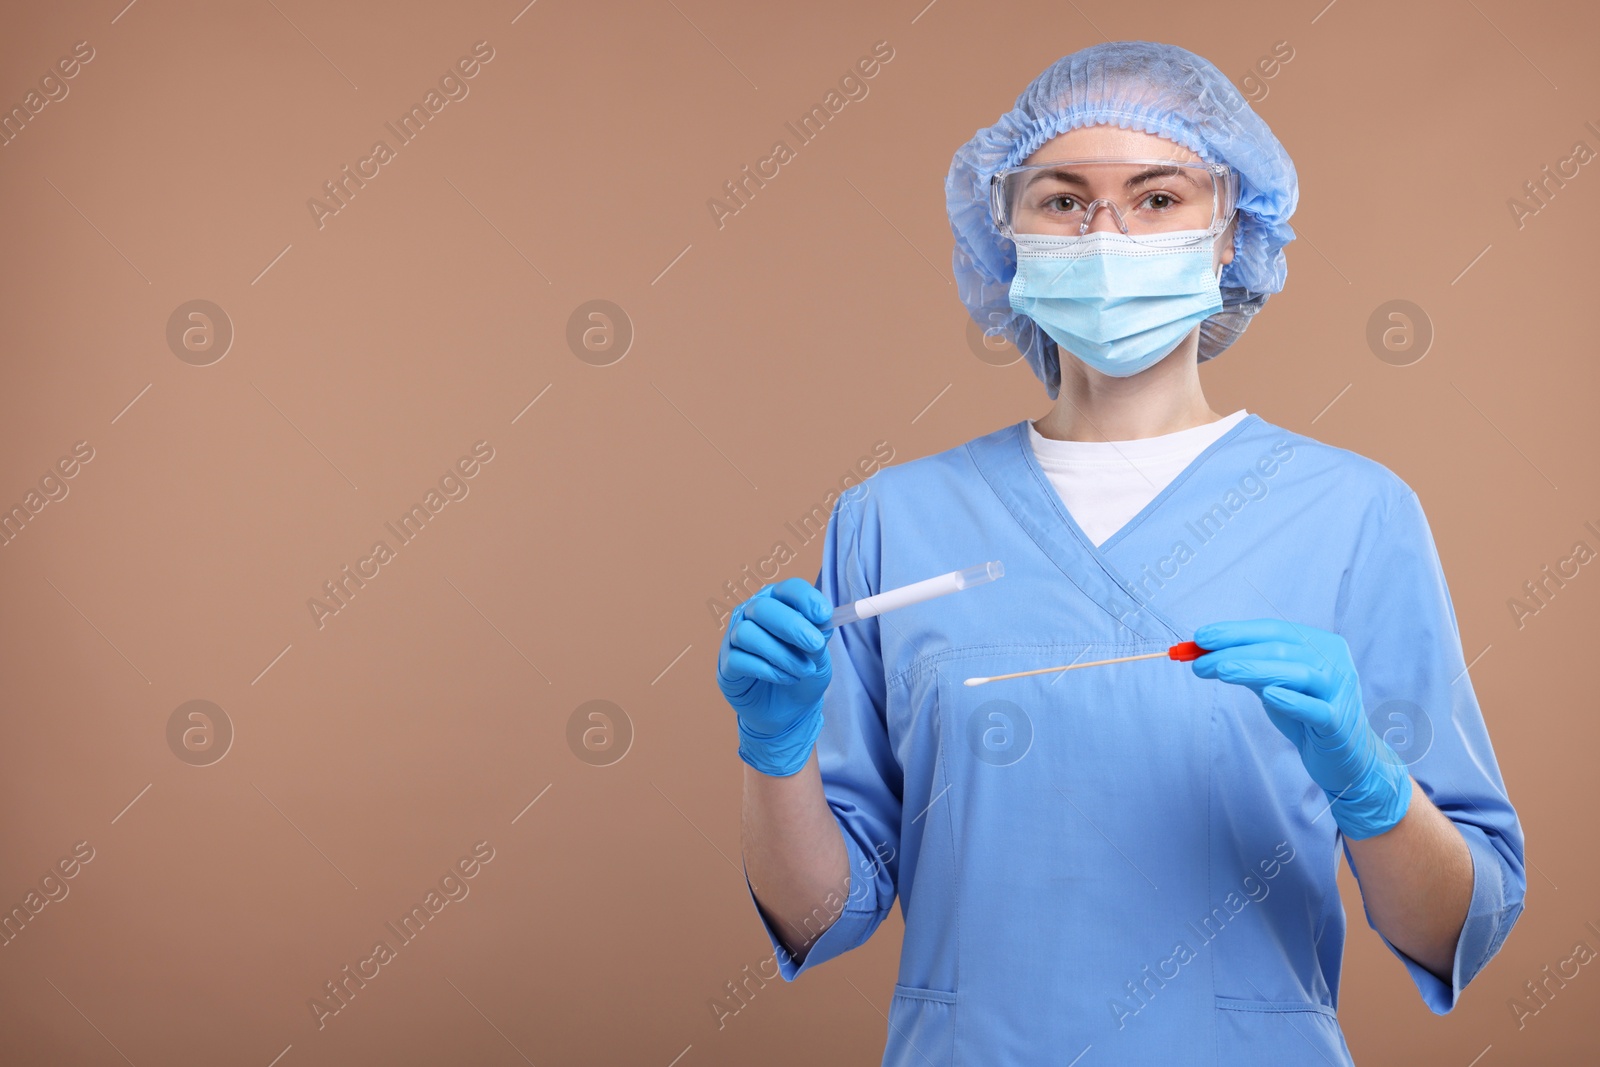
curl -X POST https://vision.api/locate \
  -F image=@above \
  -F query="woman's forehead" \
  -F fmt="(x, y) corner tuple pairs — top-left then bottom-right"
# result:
(1023, 124), (1201, 165)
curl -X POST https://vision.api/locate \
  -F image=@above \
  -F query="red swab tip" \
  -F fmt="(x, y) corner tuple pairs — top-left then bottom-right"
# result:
(1168, 641), (1208, 662)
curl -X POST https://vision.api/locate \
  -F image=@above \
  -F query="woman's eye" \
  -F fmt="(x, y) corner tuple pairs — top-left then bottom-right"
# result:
(1043, 195), (1079, 212)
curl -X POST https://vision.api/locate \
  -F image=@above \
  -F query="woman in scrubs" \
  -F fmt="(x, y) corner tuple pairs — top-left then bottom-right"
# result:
(715, 40), (1524, 1066)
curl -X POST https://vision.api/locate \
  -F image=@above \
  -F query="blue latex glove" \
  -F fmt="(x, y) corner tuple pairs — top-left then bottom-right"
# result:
(716, 578), (834, 777)
(1191, 619), (1413, 840)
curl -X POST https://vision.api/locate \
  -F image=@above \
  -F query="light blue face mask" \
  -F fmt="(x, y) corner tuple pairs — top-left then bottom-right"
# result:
(1008, 228), (1225, 378)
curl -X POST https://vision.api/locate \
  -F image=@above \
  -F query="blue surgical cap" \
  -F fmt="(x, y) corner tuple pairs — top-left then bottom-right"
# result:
(946, 40), (1298, 398)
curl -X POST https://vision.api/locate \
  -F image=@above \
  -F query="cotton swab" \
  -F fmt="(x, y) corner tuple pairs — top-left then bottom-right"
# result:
(963, 641), (1209, 687)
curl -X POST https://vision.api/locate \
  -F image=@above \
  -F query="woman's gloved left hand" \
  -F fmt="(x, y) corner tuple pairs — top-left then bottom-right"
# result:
(1190, 619), (1413, 840)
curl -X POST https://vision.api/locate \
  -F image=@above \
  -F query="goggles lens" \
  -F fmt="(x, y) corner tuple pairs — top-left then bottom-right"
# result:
(992, 159), (1235, 237)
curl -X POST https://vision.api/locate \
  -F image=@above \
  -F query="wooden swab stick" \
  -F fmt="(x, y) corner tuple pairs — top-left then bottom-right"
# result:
(963, 642), (1208, 687)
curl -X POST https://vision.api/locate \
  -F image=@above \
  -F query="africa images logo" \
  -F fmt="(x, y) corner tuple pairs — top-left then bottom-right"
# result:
(306, 441), (495, 631)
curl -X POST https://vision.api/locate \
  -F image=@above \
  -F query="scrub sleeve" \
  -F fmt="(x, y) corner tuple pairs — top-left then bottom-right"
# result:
(1335, 485), (1526, 1012)
(743, 488), (902, 980)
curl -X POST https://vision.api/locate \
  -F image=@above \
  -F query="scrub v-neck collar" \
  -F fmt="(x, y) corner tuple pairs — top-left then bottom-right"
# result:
(967, 415), (1262, 642)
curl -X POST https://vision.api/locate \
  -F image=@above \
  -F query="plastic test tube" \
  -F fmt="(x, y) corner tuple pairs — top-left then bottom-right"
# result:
(826, 561), (1005, 630)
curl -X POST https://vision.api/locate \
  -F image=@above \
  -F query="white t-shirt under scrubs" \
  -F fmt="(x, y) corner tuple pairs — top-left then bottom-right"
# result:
(1027, 409), (1250, 547)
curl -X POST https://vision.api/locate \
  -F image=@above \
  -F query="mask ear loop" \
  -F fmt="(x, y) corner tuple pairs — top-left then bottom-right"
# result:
(1211, 212), (1237, 280)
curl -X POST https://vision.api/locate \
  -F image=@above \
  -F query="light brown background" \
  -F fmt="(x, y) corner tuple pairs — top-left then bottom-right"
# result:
(1, 1), (1596, 1064)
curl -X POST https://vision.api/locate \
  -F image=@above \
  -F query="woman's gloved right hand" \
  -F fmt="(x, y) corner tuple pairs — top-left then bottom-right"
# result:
(716, 578), (835, 777)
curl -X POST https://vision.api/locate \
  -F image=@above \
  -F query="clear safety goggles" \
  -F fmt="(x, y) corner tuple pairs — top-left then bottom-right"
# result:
(990, 158), (1238, 238)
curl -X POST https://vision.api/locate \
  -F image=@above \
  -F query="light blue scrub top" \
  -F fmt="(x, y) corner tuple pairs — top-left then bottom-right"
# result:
(745, 415), (1525, 1066)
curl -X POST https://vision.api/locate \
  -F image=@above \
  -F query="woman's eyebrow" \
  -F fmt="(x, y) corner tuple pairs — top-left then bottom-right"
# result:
(1025, 165), (1198, 190)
